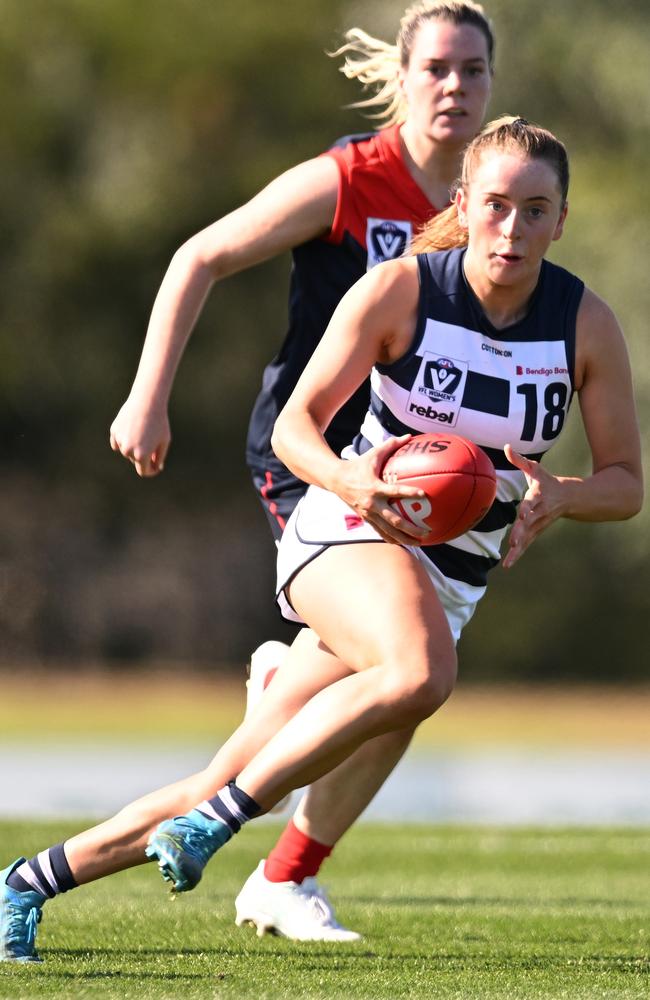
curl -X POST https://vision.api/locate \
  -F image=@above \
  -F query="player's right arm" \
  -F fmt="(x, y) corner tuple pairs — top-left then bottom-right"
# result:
(272, 258), (428, 545)
(110, 155), (340, 477)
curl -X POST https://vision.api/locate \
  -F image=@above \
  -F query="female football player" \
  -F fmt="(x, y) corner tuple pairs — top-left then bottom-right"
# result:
(1, 116), (641, 961)
(110, 0), (494, 940)
(137, 115), (641, 898)
(3, 0), (497, 957)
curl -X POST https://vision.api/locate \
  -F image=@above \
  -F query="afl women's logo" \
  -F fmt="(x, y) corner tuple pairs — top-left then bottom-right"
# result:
(422, 357), (464, 398)
(408, 352), (468, 428)
(366, 218), (412, 269)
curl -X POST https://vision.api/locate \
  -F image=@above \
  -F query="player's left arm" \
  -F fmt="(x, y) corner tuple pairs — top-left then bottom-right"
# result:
(503, 288), (643, 569)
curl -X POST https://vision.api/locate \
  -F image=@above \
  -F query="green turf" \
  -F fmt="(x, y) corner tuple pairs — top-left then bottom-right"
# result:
(0, 821), (648, 999)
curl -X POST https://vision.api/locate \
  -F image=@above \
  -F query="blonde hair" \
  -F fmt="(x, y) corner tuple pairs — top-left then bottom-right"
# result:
(330, 2), (495, 128)
(410, 115), (570, 253)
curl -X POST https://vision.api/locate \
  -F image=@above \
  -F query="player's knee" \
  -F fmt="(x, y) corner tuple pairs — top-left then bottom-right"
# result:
(427, 651), (457, 714)
(382, 649), (457, 726)
(405, 666), (456, 723)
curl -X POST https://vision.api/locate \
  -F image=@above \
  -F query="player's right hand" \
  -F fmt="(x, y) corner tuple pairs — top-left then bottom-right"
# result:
(334, 436), (428, 546)
(109, 398), (171, 478)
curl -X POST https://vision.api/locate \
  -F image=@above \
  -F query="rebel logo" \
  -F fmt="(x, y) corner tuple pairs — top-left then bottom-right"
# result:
(408, 402), (454, 423)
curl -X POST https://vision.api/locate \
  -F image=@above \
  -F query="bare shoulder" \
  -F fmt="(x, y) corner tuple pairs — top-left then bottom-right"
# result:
(256, 155), (340, 225)
(575, 286), (628, 387)
(346, 258), (419, 363)
(577, 286), (621, 333)
(205, 154), (340, 267)
(345, 257), (419, 320)
(358, 256), (419, 296)
(273, 153), (340, 192)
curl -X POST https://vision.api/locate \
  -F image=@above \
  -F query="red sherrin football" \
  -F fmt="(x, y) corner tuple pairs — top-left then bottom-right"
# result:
(382, 432), (497, 545)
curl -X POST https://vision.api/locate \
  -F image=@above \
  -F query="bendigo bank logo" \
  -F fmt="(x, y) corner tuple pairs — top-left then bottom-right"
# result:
(366, 219), (412, 268)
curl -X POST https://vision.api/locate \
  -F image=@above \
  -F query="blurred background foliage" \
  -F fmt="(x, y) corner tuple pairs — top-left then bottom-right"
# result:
(0, 0), (648, 677)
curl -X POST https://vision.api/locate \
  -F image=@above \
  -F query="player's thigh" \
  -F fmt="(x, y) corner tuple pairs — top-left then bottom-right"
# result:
(287, 542), (456, 678)
(254, 626), (354, 721)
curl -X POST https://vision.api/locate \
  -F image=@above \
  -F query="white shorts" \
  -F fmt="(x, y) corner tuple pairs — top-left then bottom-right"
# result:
(276, 485), (484, 643)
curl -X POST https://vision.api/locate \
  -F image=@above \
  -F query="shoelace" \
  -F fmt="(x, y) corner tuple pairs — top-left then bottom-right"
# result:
(25, 907), (42, 945)
(299, 882), (336, 925)
(5, 901), (41, 953)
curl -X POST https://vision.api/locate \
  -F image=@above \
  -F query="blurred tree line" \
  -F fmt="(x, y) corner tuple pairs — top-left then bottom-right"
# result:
(0, 0), (648, 678)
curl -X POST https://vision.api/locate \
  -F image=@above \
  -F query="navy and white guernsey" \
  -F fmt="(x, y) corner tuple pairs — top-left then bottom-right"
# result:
(351, 247), (584, 595)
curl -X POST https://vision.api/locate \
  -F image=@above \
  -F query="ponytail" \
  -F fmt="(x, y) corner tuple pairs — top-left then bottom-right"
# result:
(410, 204), (467, 254)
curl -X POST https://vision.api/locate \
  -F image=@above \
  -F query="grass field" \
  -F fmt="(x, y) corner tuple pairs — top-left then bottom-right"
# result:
(1, 677), (648, 995)
(0, 821), (648, 999)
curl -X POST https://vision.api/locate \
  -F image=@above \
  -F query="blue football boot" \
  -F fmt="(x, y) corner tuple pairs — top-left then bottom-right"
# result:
(145, 810), (232, 893)
(0, 859), (46, 962)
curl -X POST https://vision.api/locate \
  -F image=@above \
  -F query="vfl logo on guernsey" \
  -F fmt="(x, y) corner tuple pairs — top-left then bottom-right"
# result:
(366, 219), (412, 269)
(408, 354), (468, 427)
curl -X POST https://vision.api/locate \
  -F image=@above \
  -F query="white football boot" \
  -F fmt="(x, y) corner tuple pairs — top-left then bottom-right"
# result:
(245, 641), (292, 813)
(235, 861), (362, 942)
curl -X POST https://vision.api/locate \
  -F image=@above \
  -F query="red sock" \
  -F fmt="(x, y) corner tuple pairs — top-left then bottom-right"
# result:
(264, 819), (333, 883)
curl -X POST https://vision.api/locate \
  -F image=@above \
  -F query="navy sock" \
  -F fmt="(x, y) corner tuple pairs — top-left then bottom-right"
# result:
(196, 780), (261, 834)
(7, 843), (78, 897)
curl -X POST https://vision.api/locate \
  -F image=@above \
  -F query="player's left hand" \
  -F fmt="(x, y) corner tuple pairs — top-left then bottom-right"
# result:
(502, 444), (568, 569)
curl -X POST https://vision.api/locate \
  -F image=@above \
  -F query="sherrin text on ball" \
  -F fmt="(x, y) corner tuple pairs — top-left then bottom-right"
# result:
(382, 432), (497, 545)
